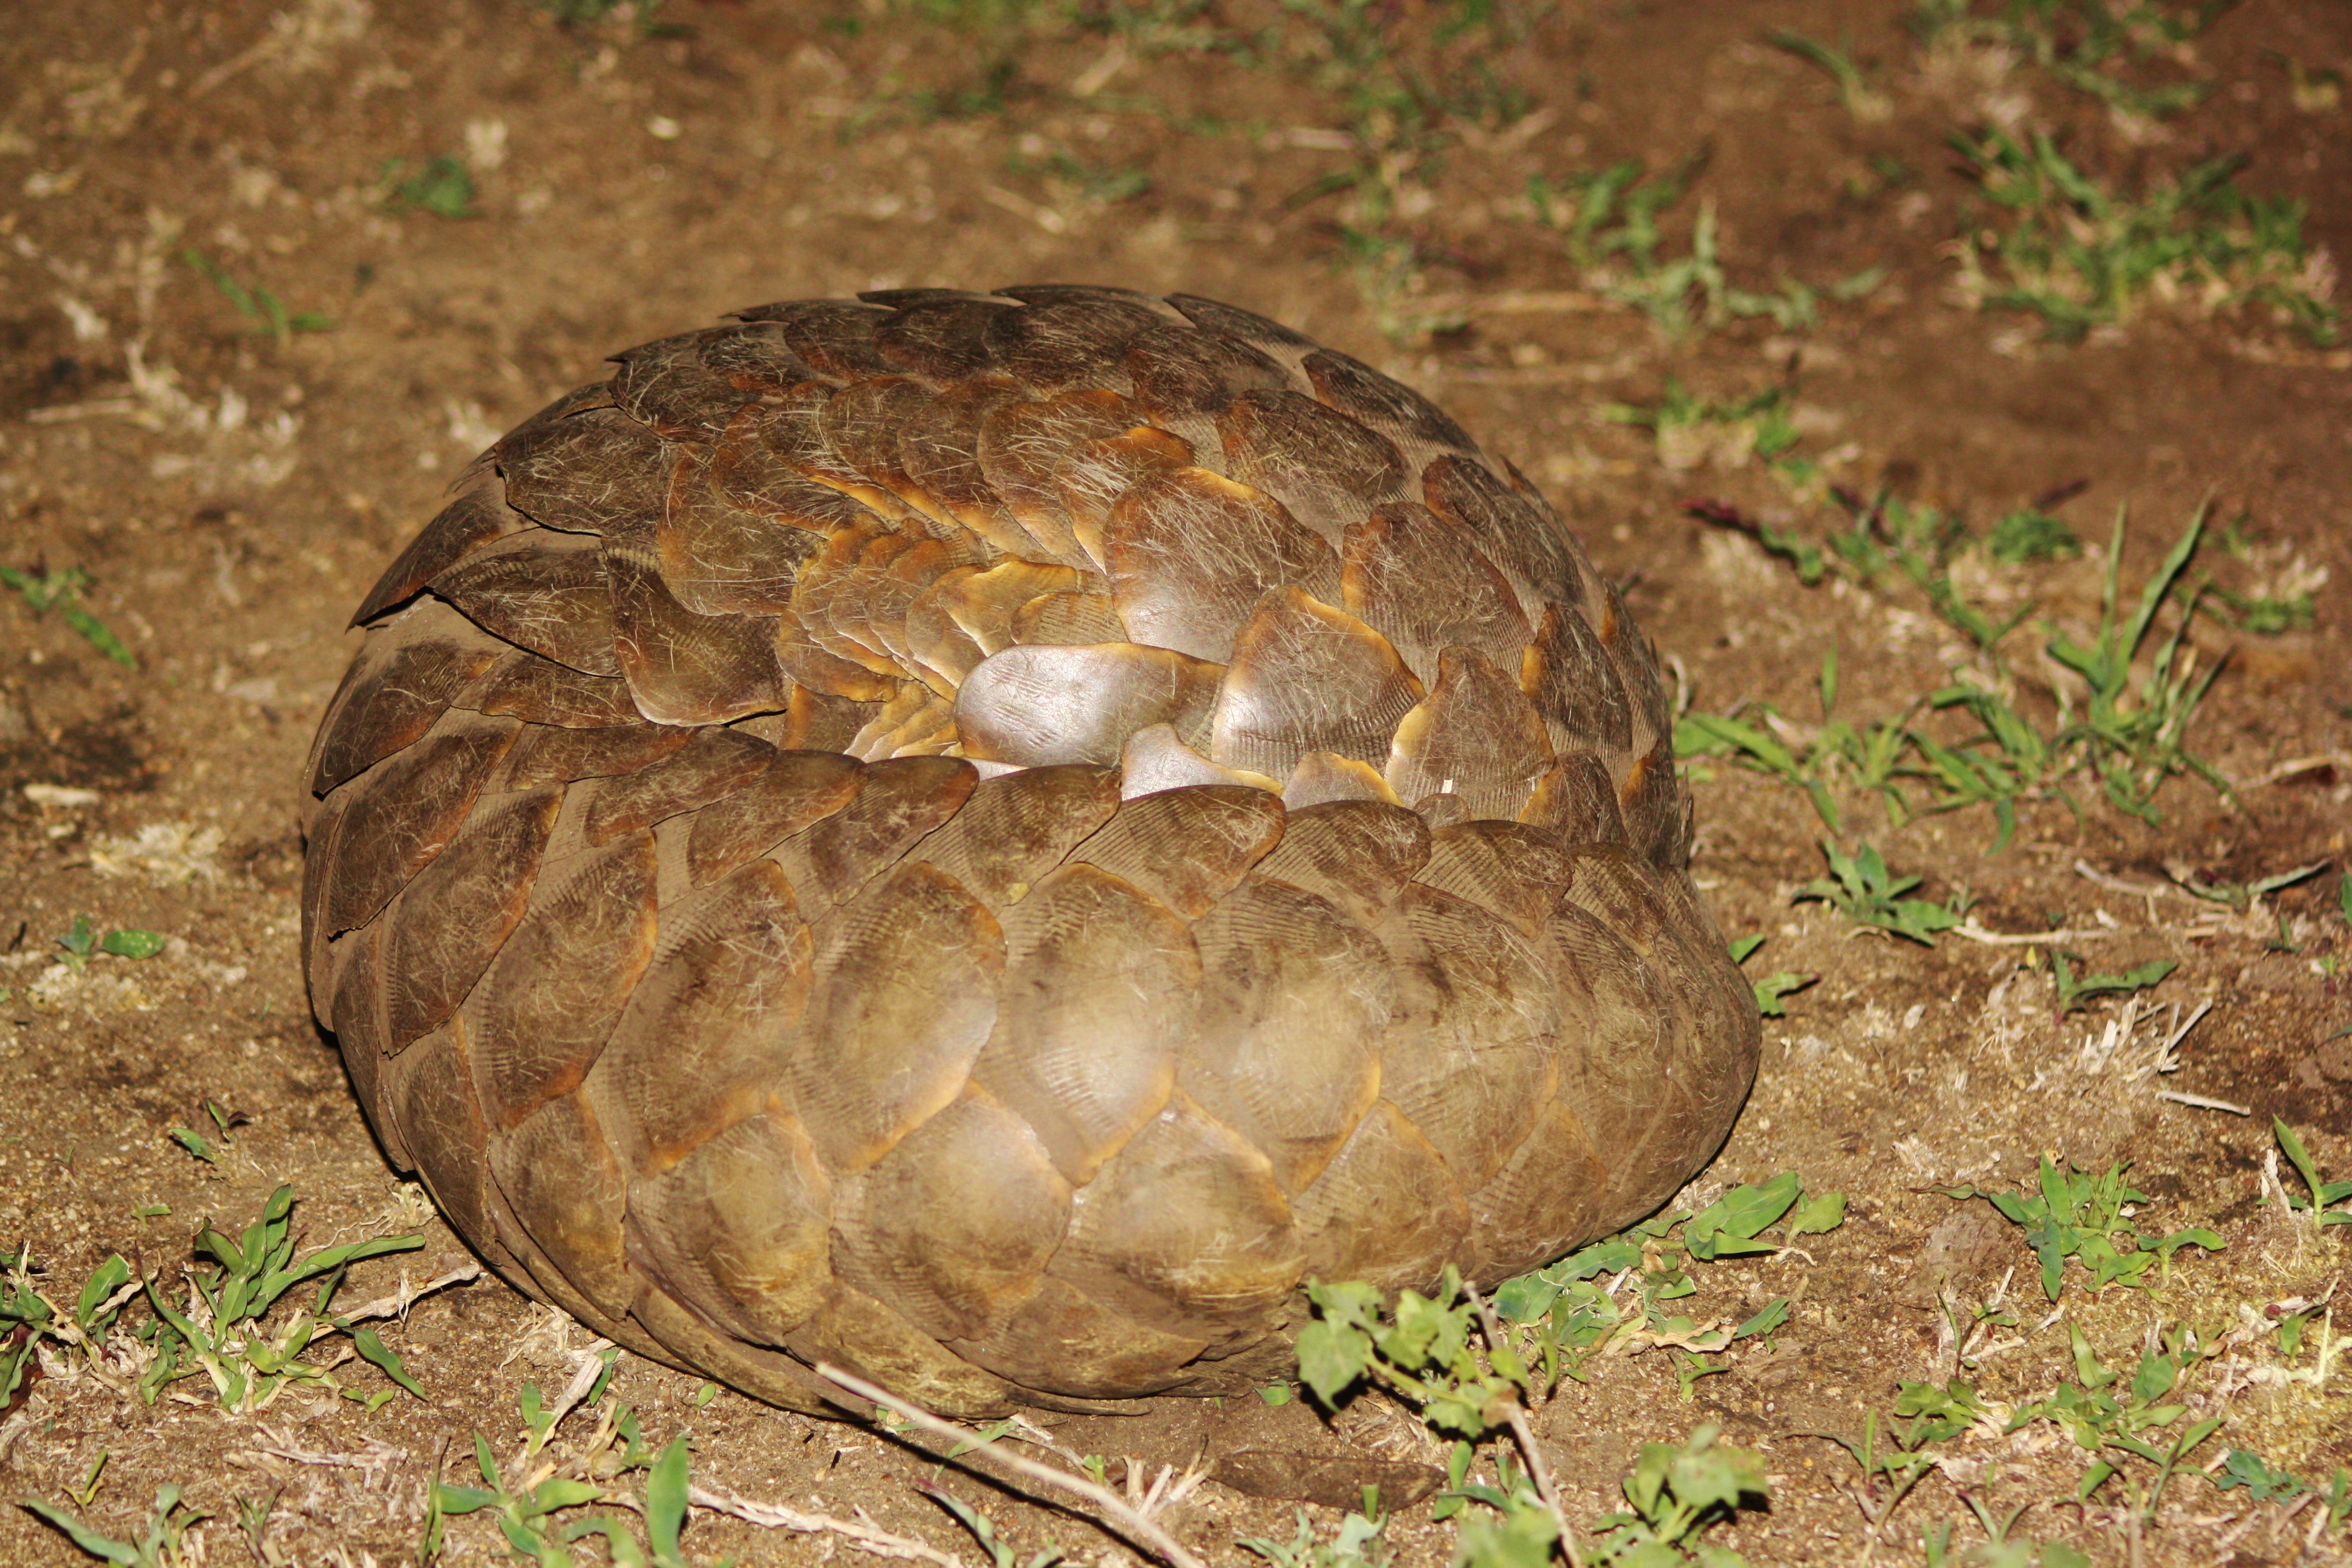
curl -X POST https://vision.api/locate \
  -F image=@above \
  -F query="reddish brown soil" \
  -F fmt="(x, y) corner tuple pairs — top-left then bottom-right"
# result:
(1, 2), (2348, 1564)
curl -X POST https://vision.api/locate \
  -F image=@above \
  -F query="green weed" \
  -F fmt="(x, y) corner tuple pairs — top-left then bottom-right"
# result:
(422, 1364), (683, 1564)
(1795, 840), (1968, 944)
(1950, 130), (2337, 345)
(166, 1101), (245, 1168)
(2201, 582), (2315, 635)
(1729, 935), (1817, 1018)
(4, 1184), (443, 1419)
(1684, 504), (2231, 841)
(2275, 1117), (2352, 1226)
(1240, 1504), (1390, 1568)
(1985, 508), (2082, 564)
(2047, 953), (2174, 1013)
(1939, 1155), (2222, 1301)
(54, 916), (165, 973)
(930, 1486), (1070, 1568)
(1602, 382), (1800, 474)
(1912, 0), (2229, 121)
(2013, 1322), (2221, 1511)
(1070, 0), (1230, 56)
(180, 249), (333, 341)
(1010, 151), (1152, 203)
(384, 155), (480, 219)
(1586, 1426), (1768, 1566)
(1289, 1175), (1834, 1563)
(2210, 1448), (2309, 1506)
(532, 0), (674, 27)
(0, 564), (137, 668)
(1767, 27), (1892, 120)
(20, 1484), (207, 1568)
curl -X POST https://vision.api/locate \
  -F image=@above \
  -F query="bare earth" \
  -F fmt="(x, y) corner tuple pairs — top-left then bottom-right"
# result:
(1, 1), (2348, 1564)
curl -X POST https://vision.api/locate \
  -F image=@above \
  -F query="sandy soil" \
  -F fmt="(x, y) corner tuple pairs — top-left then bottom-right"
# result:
(1, 1), (2348, 1564)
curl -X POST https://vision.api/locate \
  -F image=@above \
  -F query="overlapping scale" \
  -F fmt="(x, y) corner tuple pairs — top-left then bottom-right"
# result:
(307, 287), (1756, 1419)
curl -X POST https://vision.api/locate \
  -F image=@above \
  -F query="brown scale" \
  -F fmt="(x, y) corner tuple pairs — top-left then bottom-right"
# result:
(730, 299), (893, 382)
(305, 289), (1759, 1418)
(499, 407), (671, 536)
(981, 295), (1169, 393)
(610, 329), (771, 443)
(433, 532), (624, 678)
(353, 482), (529, 626)
(956, 642), (1223, 769)
(1218, 388), (1409, 542)
(660, 448), (826, 617)
(979, 392), (1135, 568)
(1102, 468), (1339, 664)
(309, 604), (508, 794)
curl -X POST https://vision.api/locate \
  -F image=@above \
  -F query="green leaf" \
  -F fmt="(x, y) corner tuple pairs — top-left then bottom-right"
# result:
(350, 1325), (429, 1402)
(528, 1477), (604, 1515)
(1733, 1299), (1789, 1341)
(97, 929), (165, 959)
(60, 606), (137, 668)
(1785, 1191), (1846, 1237)
(1752, 971), (1816, 1018)
(2212, 1448), (2307, 1504)
(2275, 1117), (2330, 1211)
(1452, 1498), (1559, 1568)
(1295, 1319), (1372, 1406)
(18, 1498), (142, 1564)
(1686, 1172), (1802, 1259)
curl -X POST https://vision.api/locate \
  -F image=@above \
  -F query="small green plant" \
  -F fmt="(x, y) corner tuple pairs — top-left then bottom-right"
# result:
(930, 1486), (1069, 1568)
(1685, 503), (2230, 840)
(1530, 156), (1880, 338)
(1942, 1156), (2222, 1301)
(54, 917), (166, 973)
(1728, 936), (1816, 1018)
(1913, 0), (2227, 121)
(181, 249), (333, 341)
(2, 1187), (445, 1415)
(423, 1368), (676, 1564)
(1493, 1172), (1841, 1389)
(0, 565), (137, 668)
(20, 1484), (208, 1568)
(1240, 1503), (1389, 1568)
(1766, 27), (1891, 119)
(385, 155), (480, 219)
(1950, 130), (2336, 345)
(166, 1101), (246, 1168)
(532, 0), (676, 28)
(2047, 953), (2175, 1013)
(1986, 508), (2082, 564)
(2275, 1117), (2352, 1226)
(2201, 583), (2314, 635)
(1009, 150), (1152, 204)
(1802, 1393), (1972, 1550)
(1601, 382), (1799, 474)
(2209, 1448), (2308, 1506)
(1587, 1425), (1769, 1567)
(1796, 840), (1966, 944)
(2011, 1322), (2223, 1515)
(2041, 506), (2230, 818)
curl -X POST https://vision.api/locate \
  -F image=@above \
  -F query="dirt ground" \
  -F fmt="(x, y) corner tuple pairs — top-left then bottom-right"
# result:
(2, 0), (2350, 1563)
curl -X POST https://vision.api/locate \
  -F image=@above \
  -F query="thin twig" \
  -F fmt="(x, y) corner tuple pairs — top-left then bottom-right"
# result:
(2155, 1091), (2250, 1116)
(1462, 1284), (1585, 1568)
(690, 1485), (968, 1568)
(813, 1362), (1210, 1568)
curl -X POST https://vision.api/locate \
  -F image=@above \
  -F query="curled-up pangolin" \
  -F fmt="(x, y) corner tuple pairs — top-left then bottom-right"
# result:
(301, 286), (1759, 1419)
